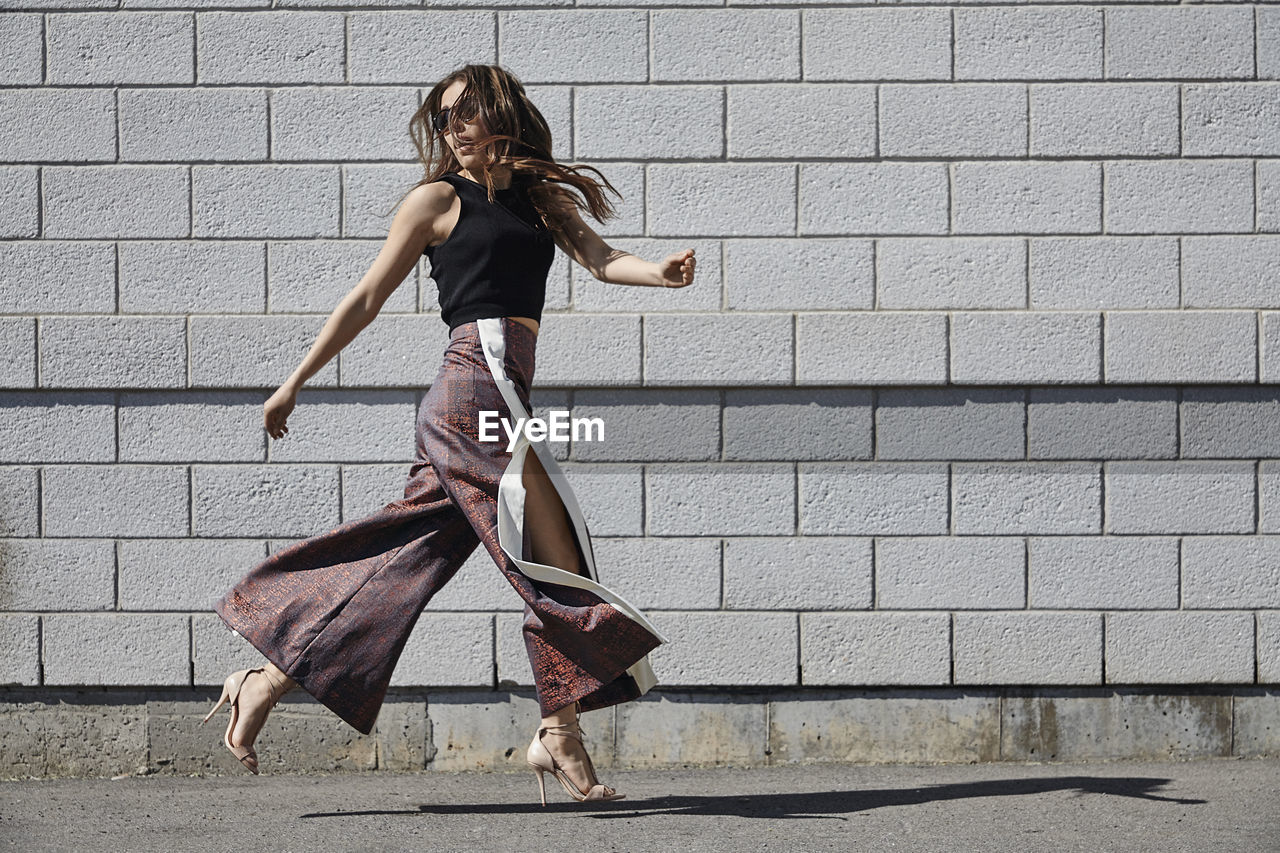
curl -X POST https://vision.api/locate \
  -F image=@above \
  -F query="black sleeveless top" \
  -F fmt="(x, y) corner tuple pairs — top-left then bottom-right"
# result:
(423, 172), (556, 333)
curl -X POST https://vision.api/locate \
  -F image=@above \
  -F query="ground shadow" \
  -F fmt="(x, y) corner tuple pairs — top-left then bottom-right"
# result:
(300, 775), (1205, 820)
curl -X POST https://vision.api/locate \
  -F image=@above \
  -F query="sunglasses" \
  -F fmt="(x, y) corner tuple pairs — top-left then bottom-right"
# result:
(431, 96), (479, 134)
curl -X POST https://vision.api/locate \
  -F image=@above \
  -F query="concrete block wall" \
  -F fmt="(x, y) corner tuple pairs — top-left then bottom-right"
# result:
(3, 2), (1280, 774)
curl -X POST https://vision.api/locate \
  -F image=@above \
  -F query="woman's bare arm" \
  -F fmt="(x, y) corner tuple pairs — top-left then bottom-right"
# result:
(280, 183), (450, 392)
(551, 200), (695, 288)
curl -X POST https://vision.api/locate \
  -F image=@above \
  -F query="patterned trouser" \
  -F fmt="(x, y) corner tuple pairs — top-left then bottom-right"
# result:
(215, 317), (665, 735)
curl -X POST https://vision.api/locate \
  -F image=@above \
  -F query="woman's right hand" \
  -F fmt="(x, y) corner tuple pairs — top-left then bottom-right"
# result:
(264, 384), (298, 440)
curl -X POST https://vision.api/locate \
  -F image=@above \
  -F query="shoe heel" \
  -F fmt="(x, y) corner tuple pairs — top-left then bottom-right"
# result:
(200, 681), (231, 725)
(528, 762), (548, 807)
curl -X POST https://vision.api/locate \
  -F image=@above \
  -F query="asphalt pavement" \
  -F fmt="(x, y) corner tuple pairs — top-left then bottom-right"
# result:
(1, 758), (1277, 852)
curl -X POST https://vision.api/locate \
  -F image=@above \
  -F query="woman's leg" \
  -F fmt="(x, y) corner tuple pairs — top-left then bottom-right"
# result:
(521, 449), (616, 796)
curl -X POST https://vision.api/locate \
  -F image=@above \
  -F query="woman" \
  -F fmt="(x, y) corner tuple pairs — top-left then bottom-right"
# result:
(202, 63), (696, 804)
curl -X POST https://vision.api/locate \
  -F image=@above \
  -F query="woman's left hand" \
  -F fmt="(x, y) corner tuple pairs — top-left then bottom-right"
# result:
(658, 248), (695, 288)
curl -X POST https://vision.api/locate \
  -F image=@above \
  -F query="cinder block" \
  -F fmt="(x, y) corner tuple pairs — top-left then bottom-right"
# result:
(531, 314), (640, 387)
(190, 316), (338, 388)
(951, 311), (1101, 384)
(1234, 691), (1280, 757)
(769, 690), (1001, 764)
(953, 162), (1101, 235)
(725, 537), (872, 611)
(340, 462), (411, 521)
(1030, 84), (1178, 157)
(725, 388), (872, 462)
(370, 696), (430, 772)
(877, 238), (1026, 310)
(1028, 387), (1177, 460)
(48, 11), (191, 84)
(578, 85), (723, 159)
(648, 163), (794, 238)
(1106, 461), (1255, 534)
(1106, 7), (1254, 80)
(425, 548), (523, 614)
(1105, 160), (1253, 234)
(616, 691), (766, 767)
(955, 612), (1102, 685)
(193, 612), (259, 686)
(119, 391), (265, 463)
(0, 614), (39, 685)
(500, 10), (648, 83)
(44, 166), (188, 239)
(0, 539), (114, 611)
(0, 242), (115, 314)
(876, 536), (1025, 609)
(647, 611), (797, 686)
(1003, 690), (1232, 761)
(0, 16), (42, 85)
(0, 167), (37, 238)
(41, 316), (186, 389)
(804, 9), (951, 82)
(1029, 237), (1179, 309)
(0, 318), (34, 389)
(349, 12), (493, 84)
(269, 240), (414, 314)
(652, 10), (798, 82)
(799, 462), (948, 536)
(0, 88), (115, 162)
(1263, 460), (1280, 534)
(390, 613), (493, 687)
(1029, 535), (1179, 609)
(1265, 313), (1280, 383)
(880, 84), (1026, 158)
(1181, 387), (1280, 458)
(120, 240), (263, 314)
(1184, 85), (1280, 157)
(192, 463), (341, 538)
(120, 88), (266, 162)
(342, 162), (437, 242)
(342, 316), (453, 388)
(119, 538), (267, 611)
(495, 612), (532, 687)
(647, 462), (794, 535)
(1105, 611), (1255, 683)
(796, 312), (948, 385)
(1260, 612), (1280, 682)
(879, 388), (1023, 461)
(1183, 536), (1280, 609)
(41, 695), (150, 777)
(954, 461), (1101, 535)
(1104, 310), (1256, 383)
(197, 11), (344, 84)
(590, 537), (720, 609)
(272, 87), (416, 162)
(0, 391), (116, 463)
(193, 164), (338, 239)
(1258, 163), (1280, 233)
(731, 84), (873, 158)
(800, 163), (949, 236)
(44, 464), (188, 537)
(644, 313), (792, 386)
(1184, 237), (1280, 309)
(956, 8), (1102, 80)
(257, 391), (415, 463)
(800, 612), (950, 685)
(44, 613), (190, 686)
(425, 689), (550, 771)
(560, 462), (645, 536)
(0, 467), (37, 535)
(726, 238), (872, 311)
(569, 388), (720, 462)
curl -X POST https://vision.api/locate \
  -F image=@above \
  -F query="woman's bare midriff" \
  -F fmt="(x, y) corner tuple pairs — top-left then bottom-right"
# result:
(509, 316), (539, 336)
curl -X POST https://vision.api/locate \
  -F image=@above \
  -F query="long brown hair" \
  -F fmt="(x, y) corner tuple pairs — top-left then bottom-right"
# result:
(384, 63), (620, 235)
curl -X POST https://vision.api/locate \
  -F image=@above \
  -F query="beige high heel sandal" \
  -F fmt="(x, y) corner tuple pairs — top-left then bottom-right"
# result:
(200, 666), (293, 775)
(526, 703), (625, 805)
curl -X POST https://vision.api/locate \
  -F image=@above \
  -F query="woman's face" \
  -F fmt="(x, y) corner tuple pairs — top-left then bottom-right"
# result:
(438, 80), (485, 164)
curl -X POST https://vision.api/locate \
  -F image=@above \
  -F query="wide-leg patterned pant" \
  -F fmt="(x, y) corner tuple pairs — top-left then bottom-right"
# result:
(214, 317), (666, 735)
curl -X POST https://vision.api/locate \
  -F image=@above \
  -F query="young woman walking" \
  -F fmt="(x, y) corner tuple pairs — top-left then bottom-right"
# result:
(203, 63), (696, 804)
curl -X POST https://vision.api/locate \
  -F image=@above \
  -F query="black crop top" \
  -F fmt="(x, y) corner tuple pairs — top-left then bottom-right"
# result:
(423, 172), (556, 333)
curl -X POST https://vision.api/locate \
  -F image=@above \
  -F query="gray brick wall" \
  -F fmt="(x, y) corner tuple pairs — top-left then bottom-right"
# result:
(1, 4), (1277, 709)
